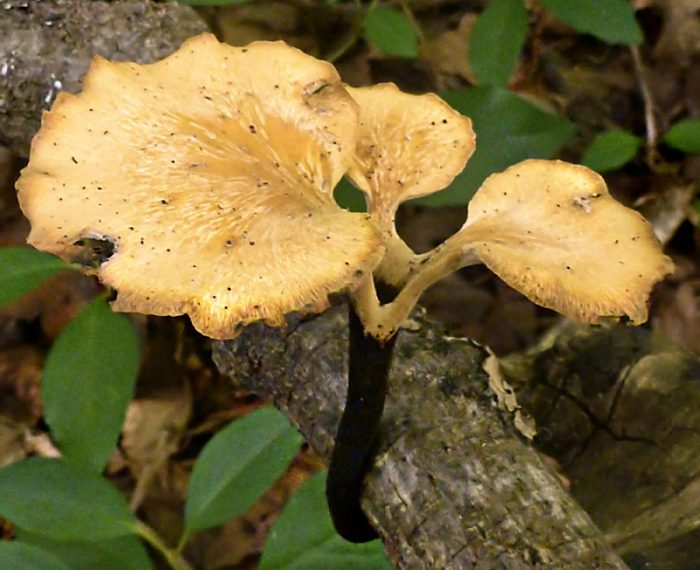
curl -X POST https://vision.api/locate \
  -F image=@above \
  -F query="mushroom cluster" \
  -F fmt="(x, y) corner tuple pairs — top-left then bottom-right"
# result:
(16, 32), (674, 545)
(17, 33), (672, 341)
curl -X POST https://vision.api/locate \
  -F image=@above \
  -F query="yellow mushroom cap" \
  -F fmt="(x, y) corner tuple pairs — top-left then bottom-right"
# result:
(17, 33), (383, 339)
(345, 83), (476, 229)
(456, 159), (674, 324)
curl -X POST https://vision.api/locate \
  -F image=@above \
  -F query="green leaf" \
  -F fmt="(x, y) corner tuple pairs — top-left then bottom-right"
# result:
(580, 129), (640, 172)
(0, 542), (70, 570)
(17, 532), (153, 570)
(470, 0), (528, 87)
(334, 177), (367, 212)
(0, 458), (136, 540)
(42, 297), (140, 472)
(185, 407), (304, 531)
(541, 0), (642, 45)
(364, 7), (419, 58)
(260, 471), (391, 570)
(419, 86), (576, 206)
(665, 118), (700, 154)
(0, 247), (71, 307)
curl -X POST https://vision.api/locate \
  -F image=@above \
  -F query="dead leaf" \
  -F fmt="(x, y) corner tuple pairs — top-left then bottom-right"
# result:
(484, 349), (537, 440)
(654, 274), (700, 354)
(653, 0), (700, 66)
(122, 381), (192, 510)
(218, 2), (318, 54)
(23, 431), (61, 459)
(0, 346), (43, 423)
(0, 417), (26, 468)
(0, 271), (101, 339)
(636, 181), (695, 245)
(421, 14), (476, 85)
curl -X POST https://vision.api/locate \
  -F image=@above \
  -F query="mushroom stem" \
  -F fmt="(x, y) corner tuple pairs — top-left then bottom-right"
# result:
(326, 302), (397, 543)
(373, 227), (418, 287)
(353, 240), (482, 340)
(328, 239), (480, 541)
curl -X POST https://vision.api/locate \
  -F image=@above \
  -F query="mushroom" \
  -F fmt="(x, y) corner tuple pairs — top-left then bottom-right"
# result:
(353, 160), (674, 340)
(17, 33), (383, 339)
(346, 83), (475, 231)
(17, 33), (673, 547)
(345, 83), (476, 285)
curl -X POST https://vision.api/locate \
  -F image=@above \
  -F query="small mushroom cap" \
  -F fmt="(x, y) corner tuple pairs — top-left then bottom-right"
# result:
(17, 33), (382, 338)
(345, 83), (476, 228)
(457, 159), (673, 324)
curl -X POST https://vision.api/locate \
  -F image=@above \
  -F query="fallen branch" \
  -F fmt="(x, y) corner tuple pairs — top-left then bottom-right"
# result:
(214, 307), (627, 569)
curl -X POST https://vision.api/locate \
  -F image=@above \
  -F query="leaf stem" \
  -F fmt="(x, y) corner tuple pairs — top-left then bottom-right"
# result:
(176, 529), (191, 554)
(135, 520), (194, 570)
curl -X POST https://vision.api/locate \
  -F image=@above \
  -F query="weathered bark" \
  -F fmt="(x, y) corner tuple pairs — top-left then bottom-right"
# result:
(502, 322), (700, 570)
(214, 307), (627, 569)
(0, 0), (207, 155)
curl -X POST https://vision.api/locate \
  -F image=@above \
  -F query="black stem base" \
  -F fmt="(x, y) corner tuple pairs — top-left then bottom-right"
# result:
(326, 303), (397, 543)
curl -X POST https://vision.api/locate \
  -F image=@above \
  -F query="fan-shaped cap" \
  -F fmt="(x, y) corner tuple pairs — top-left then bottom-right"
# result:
(345, 84), (476, 229)
(17, 33), (383, 338)
(456, 160), (673, 324)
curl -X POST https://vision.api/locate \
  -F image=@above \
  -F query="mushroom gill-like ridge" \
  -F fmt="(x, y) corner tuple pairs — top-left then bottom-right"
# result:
(17, 33), (383, 338)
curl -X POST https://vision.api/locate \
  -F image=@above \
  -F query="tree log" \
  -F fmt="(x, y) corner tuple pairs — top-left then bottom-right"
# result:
(0, 0), (207, 156)
(503, 322), (700, 570)
(213, 307), (627, 569)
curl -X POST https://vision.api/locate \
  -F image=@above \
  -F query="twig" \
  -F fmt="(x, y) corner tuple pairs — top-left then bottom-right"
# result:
(630, 46), (659, 169)
(399, 0), (426, 46)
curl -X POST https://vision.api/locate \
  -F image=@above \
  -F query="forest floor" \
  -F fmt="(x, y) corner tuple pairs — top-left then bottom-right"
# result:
(1, 1), (698, 568)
